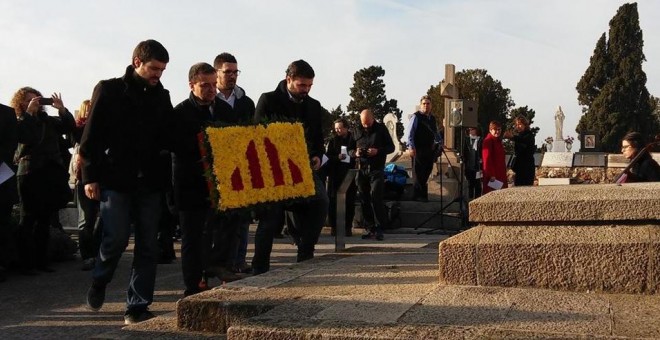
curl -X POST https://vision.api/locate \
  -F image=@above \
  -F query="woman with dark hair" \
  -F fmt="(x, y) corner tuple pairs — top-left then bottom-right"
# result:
(504, 116), (536, 186)
(481, 120), (507, 194)
(620, 132), (660, 182)
(11, 87), (75, 274)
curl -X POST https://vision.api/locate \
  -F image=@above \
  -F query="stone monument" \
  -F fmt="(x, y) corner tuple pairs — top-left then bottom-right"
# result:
(552, 106), (566, 152)
(382, 112), (402, 163)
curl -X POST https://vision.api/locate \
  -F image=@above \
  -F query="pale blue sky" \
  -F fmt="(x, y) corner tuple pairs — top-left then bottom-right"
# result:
(1, 0), (658, 148)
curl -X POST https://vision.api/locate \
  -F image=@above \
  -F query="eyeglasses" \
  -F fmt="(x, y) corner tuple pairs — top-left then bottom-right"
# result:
(220, 70), (241, 76)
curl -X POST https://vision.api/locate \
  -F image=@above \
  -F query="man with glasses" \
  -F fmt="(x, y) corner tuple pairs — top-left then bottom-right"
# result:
(207, 53), (256, 278)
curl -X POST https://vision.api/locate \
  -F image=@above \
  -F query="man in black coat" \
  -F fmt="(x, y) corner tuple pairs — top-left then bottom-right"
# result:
(326, 118), (356, 236)
(350, 109), (394, 241)
(251, 60), (329, 275)
(0, 103), (18, 282)
(80, 39), (173, 325)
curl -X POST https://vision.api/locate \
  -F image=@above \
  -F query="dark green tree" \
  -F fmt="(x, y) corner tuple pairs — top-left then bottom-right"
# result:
(347, 65), (403, 138)
(576, 3), (659, 152)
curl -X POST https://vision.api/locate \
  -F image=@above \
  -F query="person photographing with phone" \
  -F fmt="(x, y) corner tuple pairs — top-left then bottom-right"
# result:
(11, 87), (74, 275)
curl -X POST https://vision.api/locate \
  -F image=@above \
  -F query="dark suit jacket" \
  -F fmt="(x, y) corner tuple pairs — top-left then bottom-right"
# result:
(0, 104), (18, 206)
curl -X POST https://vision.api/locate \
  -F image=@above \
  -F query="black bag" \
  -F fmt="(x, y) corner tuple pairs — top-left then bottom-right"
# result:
(43, 161), (74, 210)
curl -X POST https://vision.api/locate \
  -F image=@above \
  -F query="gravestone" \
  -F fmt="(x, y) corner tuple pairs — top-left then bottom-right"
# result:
(540, 152), (573, 167)
(533, 153), (543, 167)
(572, 152), (607, 167)
(607, 154), (629, 168)
(383, 113), (402, 163)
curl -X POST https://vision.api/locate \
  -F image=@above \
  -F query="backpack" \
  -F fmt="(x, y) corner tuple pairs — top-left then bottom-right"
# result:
(383, 163), (409, 200)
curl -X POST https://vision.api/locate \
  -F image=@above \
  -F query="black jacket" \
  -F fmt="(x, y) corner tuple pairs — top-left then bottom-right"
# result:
(79, 65), (173, 192)
(254, 80), (324, 161)
(15, 109), (75, 176)
(350, 121), (395, 171)
(0, 104), (18, 206)
(326, 132), (356, 184)
(511, 129), (536, 173)
(628, 152), (660, 182)
(171, 90), (255, 210)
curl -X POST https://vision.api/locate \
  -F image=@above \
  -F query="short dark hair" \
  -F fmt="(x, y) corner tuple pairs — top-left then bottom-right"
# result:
(622, 131), (645, 150)
(286, 60), (315, 79)
(514, 116), (529, 126)
(132, 39), (169, 63)
(420, 95), (431, 103)
(213, 53), (237, 69)
(333, 118), (349, 128)
(188, 62), (216, 82)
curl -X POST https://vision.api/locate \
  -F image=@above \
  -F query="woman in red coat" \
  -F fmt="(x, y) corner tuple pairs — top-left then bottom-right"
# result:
(481, 120), (508, 194)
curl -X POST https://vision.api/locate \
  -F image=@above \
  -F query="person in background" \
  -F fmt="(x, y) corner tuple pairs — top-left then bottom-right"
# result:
(504, 116), (536, 186)
(0, 102), (18, 282)
(80, 39), (173, 325)
(481, 120), (507, 195)
(326, 118), (356, 237)
(351, 109), (394, 241)
(407, 95), (440, 202)
(619, 132), (660, 182)
(463, 126), (482, 199)
(11, 87), (75, 275)
(71, 99), (101, 271)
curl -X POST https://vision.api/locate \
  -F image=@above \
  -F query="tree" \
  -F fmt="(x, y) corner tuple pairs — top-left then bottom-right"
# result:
(428, 69), (515, 149)
(347, 65), (404, 138)
(576, 3), (659, 152)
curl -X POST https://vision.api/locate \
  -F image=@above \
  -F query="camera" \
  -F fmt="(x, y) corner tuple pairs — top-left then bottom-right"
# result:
(38, 97), (54, 105)
(359, 147), (369, 155)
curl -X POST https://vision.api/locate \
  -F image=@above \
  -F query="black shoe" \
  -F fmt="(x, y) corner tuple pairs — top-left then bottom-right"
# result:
(81, 258), (95, 271)
(18, 268), (39, 276)
(124, 309), (155, 325)
(86, 283), (106, 311)
(361, 231), (375, 240)
(375, 230), (384, 241)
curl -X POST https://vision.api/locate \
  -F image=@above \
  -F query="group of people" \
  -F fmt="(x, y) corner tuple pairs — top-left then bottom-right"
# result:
(1, 38), (658, 326)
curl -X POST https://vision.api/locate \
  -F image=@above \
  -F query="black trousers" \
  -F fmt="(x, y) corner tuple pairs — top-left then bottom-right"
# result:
(179, 209), (212, 295)
(514, 162), (536, 186)
(412, 153), (434, 199)
(356, 169), (388, 230)
(210, 214), (247, 269)
(252, 175), (328, 274)
(17, 174), (54, 269)
(76, 183), (101, 260)
(464, 169), (482, 199)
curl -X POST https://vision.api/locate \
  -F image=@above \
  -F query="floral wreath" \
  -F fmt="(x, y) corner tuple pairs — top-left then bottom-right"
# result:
(198, 121), (316, 213)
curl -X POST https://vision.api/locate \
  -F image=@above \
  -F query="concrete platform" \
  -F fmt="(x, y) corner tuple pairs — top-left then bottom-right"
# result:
(168, 244), (660, 339)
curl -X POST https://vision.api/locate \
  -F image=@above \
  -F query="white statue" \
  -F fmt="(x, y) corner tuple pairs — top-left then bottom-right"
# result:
(554, 106), (565, 141)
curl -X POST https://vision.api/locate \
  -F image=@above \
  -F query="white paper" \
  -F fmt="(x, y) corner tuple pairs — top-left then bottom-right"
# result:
(475, 170), (483, 179)
(487, 178), (503, 190)
(0, 162), (15, 185)
(340, 146), (350, 163)
(321, 154), (329, 166)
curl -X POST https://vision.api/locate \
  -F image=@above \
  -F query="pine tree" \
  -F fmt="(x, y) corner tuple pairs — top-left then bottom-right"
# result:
(576, 3), (658, 152)
(347, 66), (403, 137)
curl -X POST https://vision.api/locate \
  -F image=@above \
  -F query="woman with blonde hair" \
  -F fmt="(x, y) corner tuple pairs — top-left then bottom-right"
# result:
(71, 99), (101, 270)
(481, 120), (508, 194)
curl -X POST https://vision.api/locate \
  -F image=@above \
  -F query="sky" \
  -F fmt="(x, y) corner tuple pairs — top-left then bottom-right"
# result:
(1, 0), (659, 150)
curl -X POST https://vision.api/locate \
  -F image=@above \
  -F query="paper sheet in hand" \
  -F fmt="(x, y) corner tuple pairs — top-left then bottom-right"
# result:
(340, 146), (350, 163)
(321, 154), (329, 166)
(487, 179), (503, 190)
(0, 162), (15, 185)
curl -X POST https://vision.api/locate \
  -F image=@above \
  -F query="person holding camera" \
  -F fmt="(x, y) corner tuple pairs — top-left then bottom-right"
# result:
(350, 109), (394, 241)
(11, 87), (75, 275)
(407, 95), (441, 202)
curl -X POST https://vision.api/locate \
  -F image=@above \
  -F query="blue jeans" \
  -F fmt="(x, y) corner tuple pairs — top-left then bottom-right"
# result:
(92, 184), (162, 311)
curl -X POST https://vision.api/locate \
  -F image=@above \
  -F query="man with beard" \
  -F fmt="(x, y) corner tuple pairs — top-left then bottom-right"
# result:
(251, 60), (328, 275)
(80, 39), (173, 324)
(208, 53), (255, 277)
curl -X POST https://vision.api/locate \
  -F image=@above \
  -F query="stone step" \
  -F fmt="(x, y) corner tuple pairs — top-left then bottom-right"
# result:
(438, 225), (660, 294)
